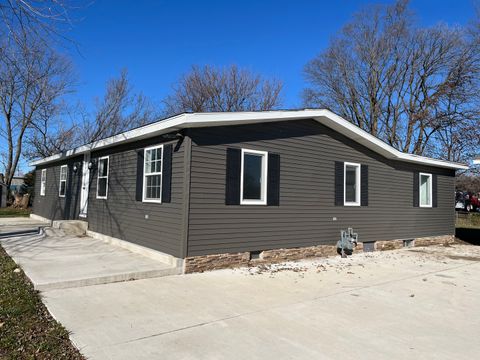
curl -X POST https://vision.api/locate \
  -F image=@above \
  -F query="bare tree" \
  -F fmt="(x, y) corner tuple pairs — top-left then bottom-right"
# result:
(24, 69), (158, 158)
(77, 69), (157, 144)
(303, 0), (480, 163)
(24, 116), (78, 159)
(163, 65), (283, 115)
(0, 0), (82, 46)
(0, 37), (74, 187)
(456, 174), (480, 192)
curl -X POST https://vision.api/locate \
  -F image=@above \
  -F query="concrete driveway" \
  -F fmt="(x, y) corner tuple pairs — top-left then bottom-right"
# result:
(39, 244), (480, 360)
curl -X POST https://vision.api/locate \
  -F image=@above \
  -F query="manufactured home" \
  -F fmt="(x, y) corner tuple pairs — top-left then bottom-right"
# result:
(30, 109), (468, 272)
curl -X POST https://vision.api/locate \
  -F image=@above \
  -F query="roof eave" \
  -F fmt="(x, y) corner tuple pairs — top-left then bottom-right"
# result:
(312, 111), (468, 170)
(29, 109), (469, 170)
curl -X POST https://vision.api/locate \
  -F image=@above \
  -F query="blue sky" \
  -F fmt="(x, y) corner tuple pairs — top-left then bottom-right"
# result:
(5, 0), (478, 174)
(68, 0), (477, 111)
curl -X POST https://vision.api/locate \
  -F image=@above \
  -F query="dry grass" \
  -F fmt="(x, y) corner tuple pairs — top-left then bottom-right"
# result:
(0, 246), (84, 359)
(456, 212), (480, 229)
(0, 207), (31, 218)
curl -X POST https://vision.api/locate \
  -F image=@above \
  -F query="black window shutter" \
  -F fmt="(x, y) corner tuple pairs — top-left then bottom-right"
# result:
(225, 148), (241, 205)
(334, 161), (344, 206)
(267, 153), (280, 206)
(361, 164), (368, 206)
(413, 172), (419, 207)
(135, 149), (144, 201)
(432, 174), (438, 207)
(162, 144), (173, 203)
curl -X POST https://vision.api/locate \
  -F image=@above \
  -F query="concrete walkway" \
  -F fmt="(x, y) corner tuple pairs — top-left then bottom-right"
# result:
(0, 218), (181, 291)
(0, 216), (48, 235)
(42, 244), (480, 360)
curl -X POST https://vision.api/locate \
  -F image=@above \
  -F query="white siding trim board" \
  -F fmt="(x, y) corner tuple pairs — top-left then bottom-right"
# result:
(142, 144), (164, 203)
(240, 148), (268, 206)
(96, 156), (109, 200)
(58, 165), (67, 198)
(419, 172), (433, 208)
(40, 169), (46, 196)
(344, 162), (361, 206)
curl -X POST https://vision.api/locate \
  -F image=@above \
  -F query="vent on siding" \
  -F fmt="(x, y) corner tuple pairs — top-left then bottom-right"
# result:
(403, 239), (414, 248)
(249, 251), (262, 261)
(363, 242), (375, 252)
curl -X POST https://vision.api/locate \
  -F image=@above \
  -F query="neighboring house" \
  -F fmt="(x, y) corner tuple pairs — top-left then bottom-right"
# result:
(30, 109), (468, 272)
(9, 176), (26, 194)
(0, 175), (25, 206)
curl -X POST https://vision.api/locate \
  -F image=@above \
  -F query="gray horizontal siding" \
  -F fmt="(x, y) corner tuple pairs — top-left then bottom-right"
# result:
(33, 156), (83, 221)
(87, 137), (186, 257)
(187, 119), (455, 256)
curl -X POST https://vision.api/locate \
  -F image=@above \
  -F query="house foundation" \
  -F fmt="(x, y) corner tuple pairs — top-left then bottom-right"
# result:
(184, 235), (455, 273)
(375, 235), (455, 251)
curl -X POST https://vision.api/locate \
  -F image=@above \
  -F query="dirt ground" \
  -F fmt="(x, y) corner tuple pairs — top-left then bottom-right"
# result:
(243, 241), (480, 276)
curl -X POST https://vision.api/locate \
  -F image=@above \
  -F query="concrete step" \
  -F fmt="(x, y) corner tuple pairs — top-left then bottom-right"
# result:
(52, 220), (88, 236)
(0, 227), (41, 238)
(0, 217), (48, 236)
(34, 267), (183, 291)
(44, 227), (66, 237)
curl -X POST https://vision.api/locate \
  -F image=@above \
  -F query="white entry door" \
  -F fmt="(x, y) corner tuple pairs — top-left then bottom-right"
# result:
(79, 153), (90, 217)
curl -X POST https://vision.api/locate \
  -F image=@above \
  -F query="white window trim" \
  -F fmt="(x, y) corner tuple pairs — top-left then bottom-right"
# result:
(344, 162), (361, 206)
(240, 148), (268, 205)
(142, 144), (163, 203)
(96, 156), (109, 199)
(59, 165), (67, 198)
(419, 172), (433, 208)
(40, 169), (46, 196)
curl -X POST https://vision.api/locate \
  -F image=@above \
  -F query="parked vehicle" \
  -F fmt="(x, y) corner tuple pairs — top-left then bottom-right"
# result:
(472, 195), (480, 212)
(456, 191), (480, 212)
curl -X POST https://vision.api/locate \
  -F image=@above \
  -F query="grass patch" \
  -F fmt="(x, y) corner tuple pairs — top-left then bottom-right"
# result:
(0, 207), (31, 218)
(456, 212), (480, 229)
(0, 245), (84, 359)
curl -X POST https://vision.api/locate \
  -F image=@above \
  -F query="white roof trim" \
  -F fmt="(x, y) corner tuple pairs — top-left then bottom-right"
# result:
(29, 109), (468, 170)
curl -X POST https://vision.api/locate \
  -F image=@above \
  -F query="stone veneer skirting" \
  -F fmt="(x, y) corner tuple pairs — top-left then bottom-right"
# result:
(184, 235), (454, 273)
(375, 235), (455, 251)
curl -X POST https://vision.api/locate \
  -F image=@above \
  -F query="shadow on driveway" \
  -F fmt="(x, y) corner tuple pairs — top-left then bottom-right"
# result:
(456, 227), (480, 245)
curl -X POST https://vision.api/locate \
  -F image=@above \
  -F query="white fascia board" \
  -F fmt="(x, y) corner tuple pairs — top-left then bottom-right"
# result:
(29, 111), (317, 166)
(312, 110), (469, 170)
(29, 114), (188, 166)
(29, 109), (469, 170)
(395, 152), (468, 170)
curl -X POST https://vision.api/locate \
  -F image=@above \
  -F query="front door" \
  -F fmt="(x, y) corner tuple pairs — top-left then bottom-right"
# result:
(79, 153), (90, 218)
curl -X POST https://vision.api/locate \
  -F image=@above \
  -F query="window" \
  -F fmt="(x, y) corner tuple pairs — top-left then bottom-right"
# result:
(419, 173), (432, 207)
(344, 162), (360, 206)
(40, 169), (46, 196)
(143, 145), (163, 202)
(240, 149), (268, 205)
(96, 156), (109, 199)
(59, 165), (67, 197)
